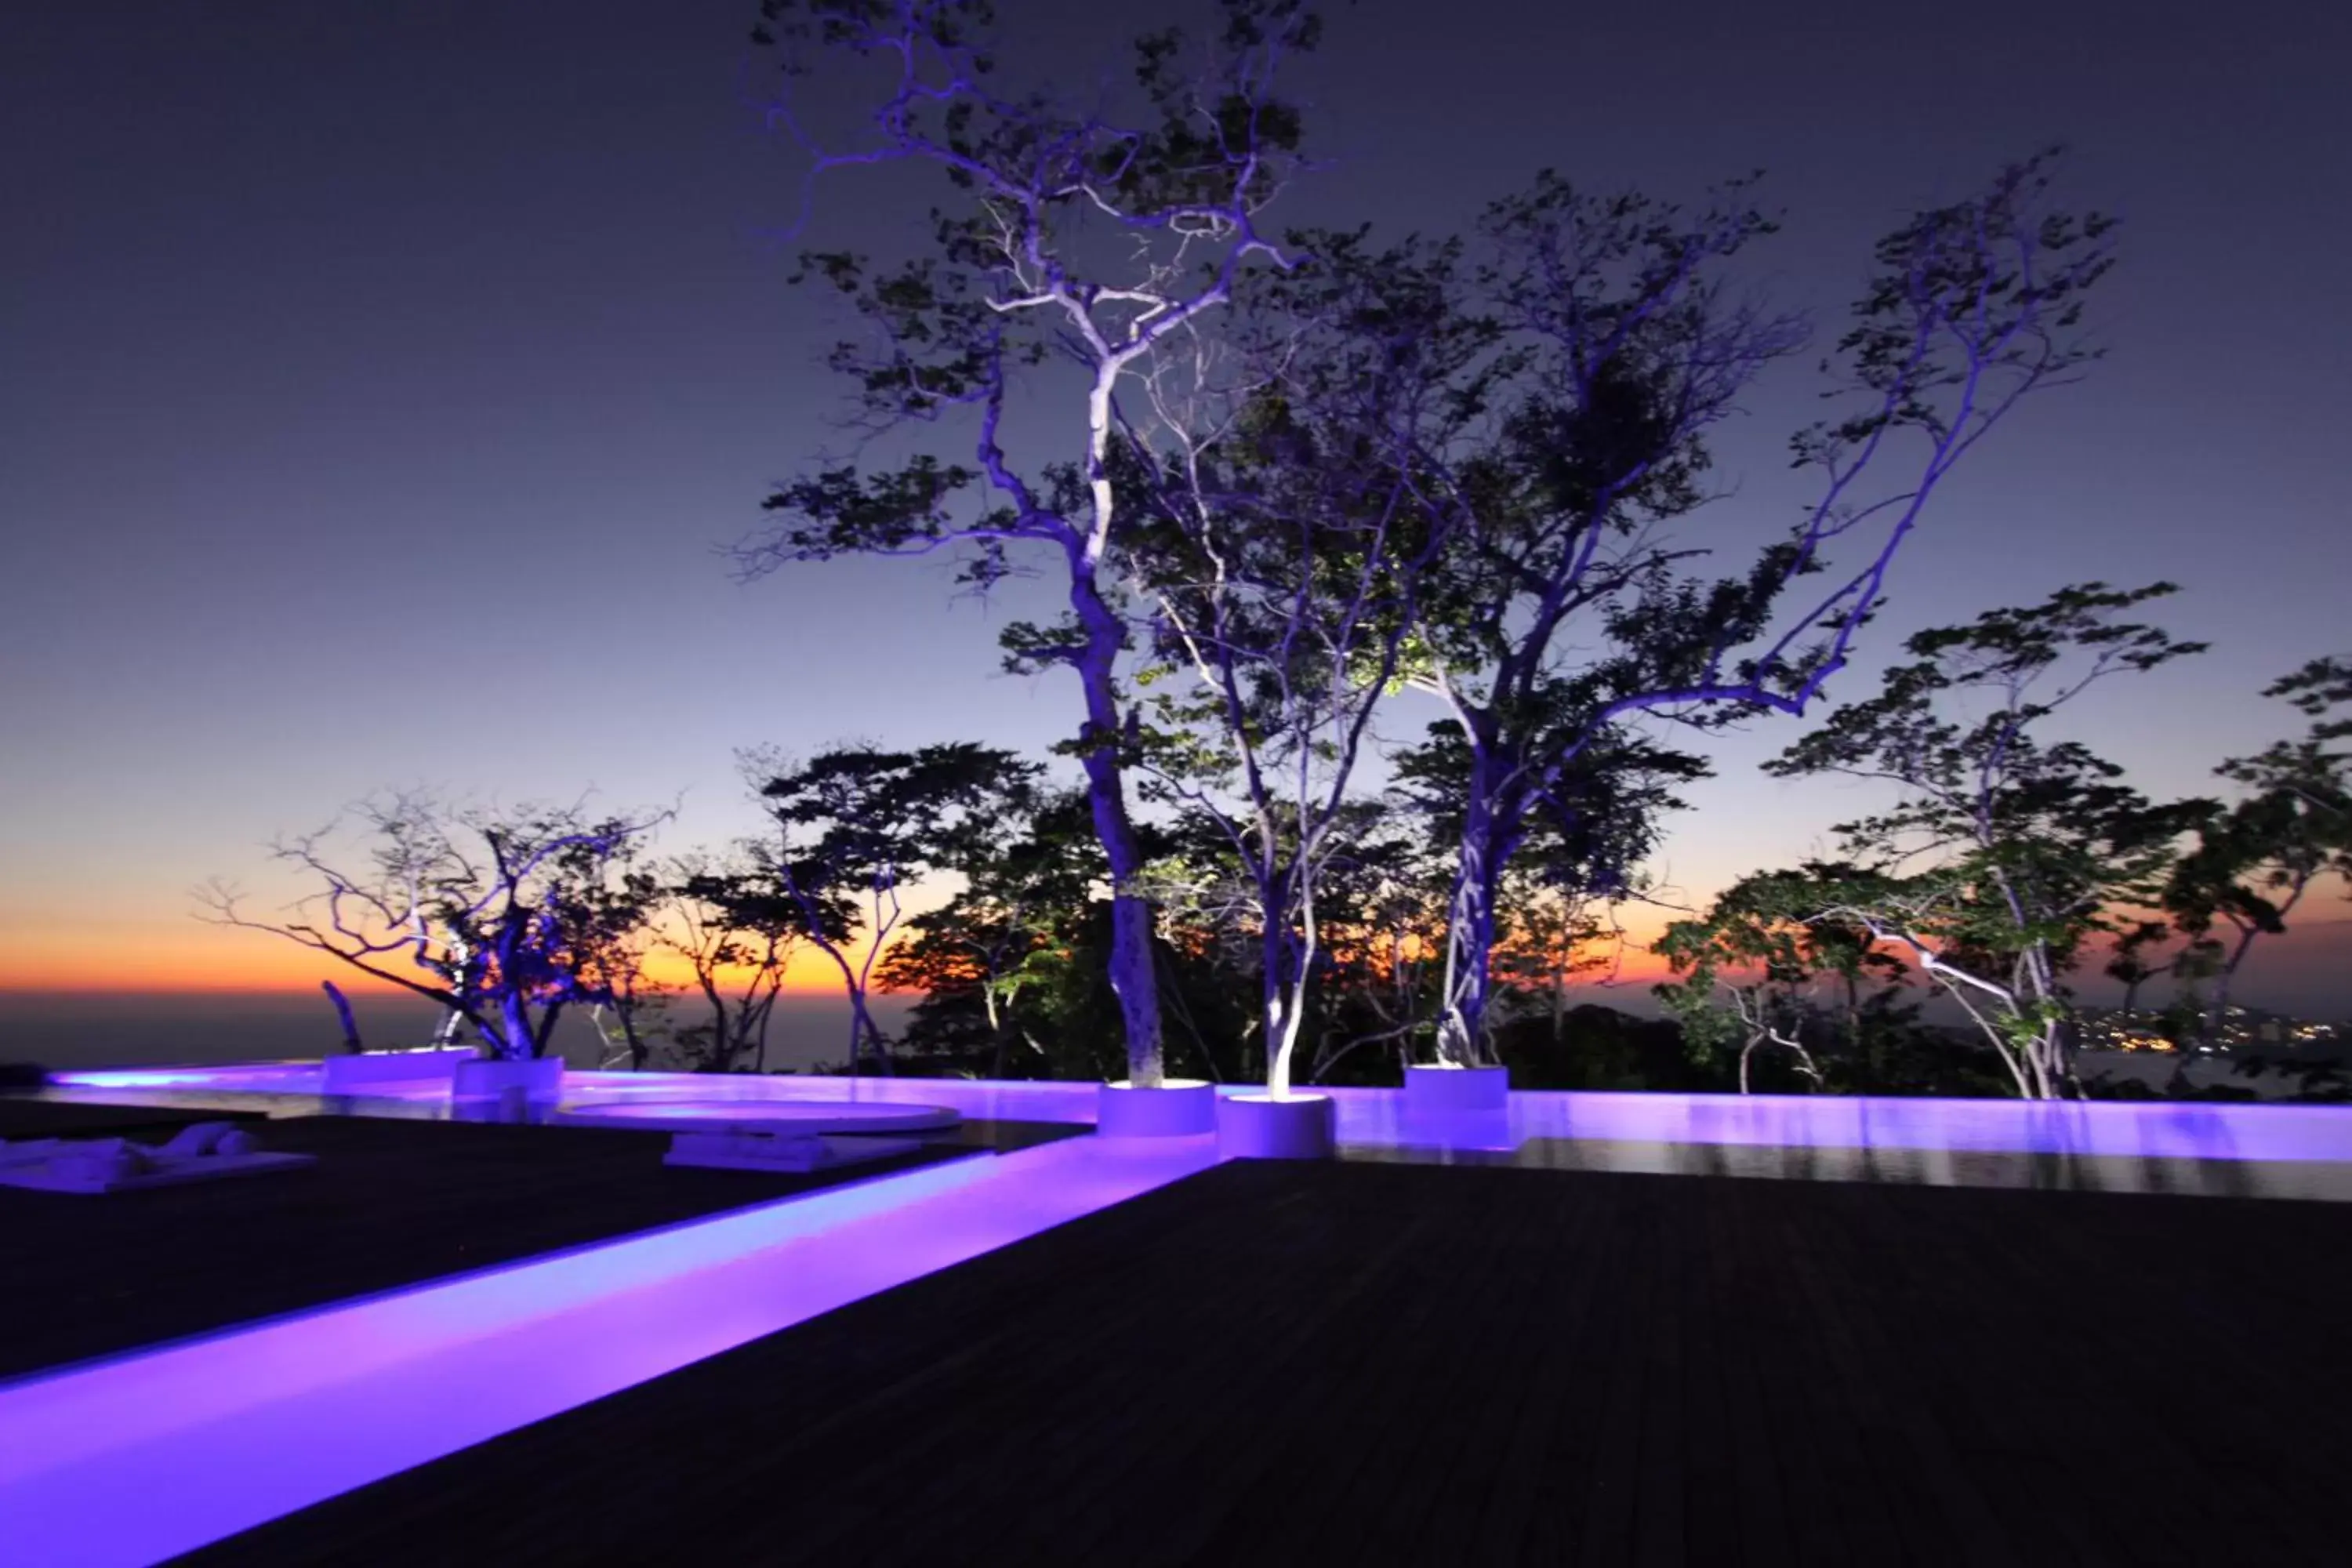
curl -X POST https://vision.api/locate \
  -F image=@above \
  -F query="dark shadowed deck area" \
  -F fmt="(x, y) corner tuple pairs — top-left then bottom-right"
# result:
(0, 1111), (1074, 1382)
(0, 1097), (265, 1142)
(192, 1158), (2352, 1567)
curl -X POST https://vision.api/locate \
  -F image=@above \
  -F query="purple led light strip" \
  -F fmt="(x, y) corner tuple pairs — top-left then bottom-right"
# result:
(0, 1134), (1219, 1566)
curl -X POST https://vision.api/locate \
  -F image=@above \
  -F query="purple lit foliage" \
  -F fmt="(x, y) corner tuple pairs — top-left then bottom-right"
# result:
(1118, 239), (1468, 1099)
(1386, 154), (2117, 1067)
(737, 0), (1327, 1087)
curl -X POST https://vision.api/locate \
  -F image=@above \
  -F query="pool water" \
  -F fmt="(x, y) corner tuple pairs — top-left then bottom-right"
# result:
(554, 1099), (963, 1134)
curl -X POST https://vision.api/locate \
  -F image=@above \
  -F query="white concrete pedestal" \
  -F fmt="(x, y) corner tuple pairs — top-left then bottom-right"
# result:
(452, 1056), (566, 1101)
(1095, 1079), (1217, 1137)
(1403, 1063), (1509, 1113)
(1216, 1093), (1336, 1160)
(321, 1049), (475, 1093)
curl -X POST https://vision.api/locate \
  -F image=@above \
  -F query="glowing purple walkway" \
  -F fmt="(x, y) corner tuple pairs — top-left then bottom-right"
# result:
(0, 1131), (1219, 1566)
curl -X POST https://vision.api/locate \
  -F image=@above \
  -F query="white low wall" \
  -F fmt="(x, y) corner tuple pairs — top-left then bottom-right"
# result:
(320, 1049), (477, 1091)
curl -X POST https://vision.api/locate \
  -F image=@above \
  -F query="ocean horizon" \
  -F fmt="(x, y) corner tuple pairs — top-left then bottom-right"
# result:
(0, 989), (918, 1074)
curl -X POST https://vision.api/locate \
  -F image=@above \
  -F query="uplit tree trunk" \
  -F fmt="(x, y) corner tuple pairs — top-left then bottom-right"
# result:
(497, 989), (537, 1062)
(742, 2), (1321, 1094)
(1434, 876), (1498, 1068)
(1072, 503), (1167, 1089)
(1435, 756), (1516, 1069)
(1737, 1030), (1825, 1095)
(321, 980), (363, 1054)
(1265, 957), (1312, 1099)
(2194, 916), (2274, 1054)
(609, 1004), (652, 1072)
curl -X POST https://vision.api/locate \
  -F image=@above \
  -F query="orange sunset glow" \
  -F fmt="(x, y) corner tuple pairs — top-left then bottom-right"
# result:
(0, 921), (871, 996)
(0, 904), (1690, 996)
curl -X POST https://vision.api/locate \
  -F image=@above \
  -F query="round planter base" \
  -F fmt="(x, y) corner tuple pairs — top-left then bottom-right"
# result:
(452, 1056), (567, 1101)
(1403, 1063), (1510, 1114)
(1096, 1079), (1217, 1138)
(1216, 1093), (1336, 1160)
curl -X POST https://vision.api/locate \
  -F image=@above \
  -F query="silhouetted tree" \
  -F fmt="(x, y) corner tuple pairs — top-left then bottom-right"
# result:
(648, 851), (840, 1073)
(1754, 583), (2209, 1097)
(751, 742), (1043, 1073)
(204, 794), (670, 1062)
(2101, 917), (2193, 1017)
(880, 787), (1094, 1078)
(1297, 809), (1452, 1081)
(560, 836), (668, 1070)
(2165, 658), (2352, 1048)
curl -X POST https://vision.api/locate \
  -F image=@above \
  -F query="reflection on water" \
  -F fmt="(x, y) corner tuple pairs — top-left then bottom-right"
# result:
(19, 1065), (2352, 1200)
(1338, 1131), (2352, 1200)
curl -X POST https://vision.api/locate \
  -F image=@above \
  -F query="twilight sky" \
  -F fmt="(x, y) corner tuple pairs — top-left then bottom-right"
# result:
(4, 0), (2348, 1009)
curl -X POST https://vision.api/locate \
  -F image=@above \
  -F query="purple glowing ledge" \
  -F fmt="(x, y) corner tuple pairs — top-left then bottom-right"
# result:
(0, 1134), (1218, 1566)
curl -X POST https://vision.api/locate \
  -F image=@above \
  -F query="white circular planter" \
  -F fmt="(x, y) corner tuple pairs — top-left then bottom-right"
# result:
(452, 1056), (567, 1101)
(1403, 1063), (1510, 1114)
(1095, 1078), (1217, 1138)
(1216, 1093), (1336, 1160)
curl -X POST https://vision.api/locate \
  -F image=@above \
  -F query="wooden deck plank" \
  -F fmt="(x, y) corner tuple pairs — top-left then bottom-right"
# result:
(1287, 1186), (1478, 1564)
(1780, 1185), (1949, 1563)
(1378, 1184), (1552, 1562)
(1701, 1181), (1801, 1568)
(182, 1160), (2352, 1568)
(1466, 1178), (1614, 1564)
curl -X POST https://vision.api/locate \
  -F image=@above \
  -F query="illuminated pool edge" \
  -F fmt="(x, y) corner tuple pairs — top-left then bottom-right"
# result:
(44, 1064), (2352, 1165)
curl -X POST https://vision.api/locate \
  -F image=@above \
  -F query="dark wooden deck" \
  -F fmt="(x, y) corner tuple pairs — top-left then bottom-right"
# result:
(190, 1159), (2352, 1566)
(0, 1097), (264, 1142)
(0, 1112), (1020, 1381)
